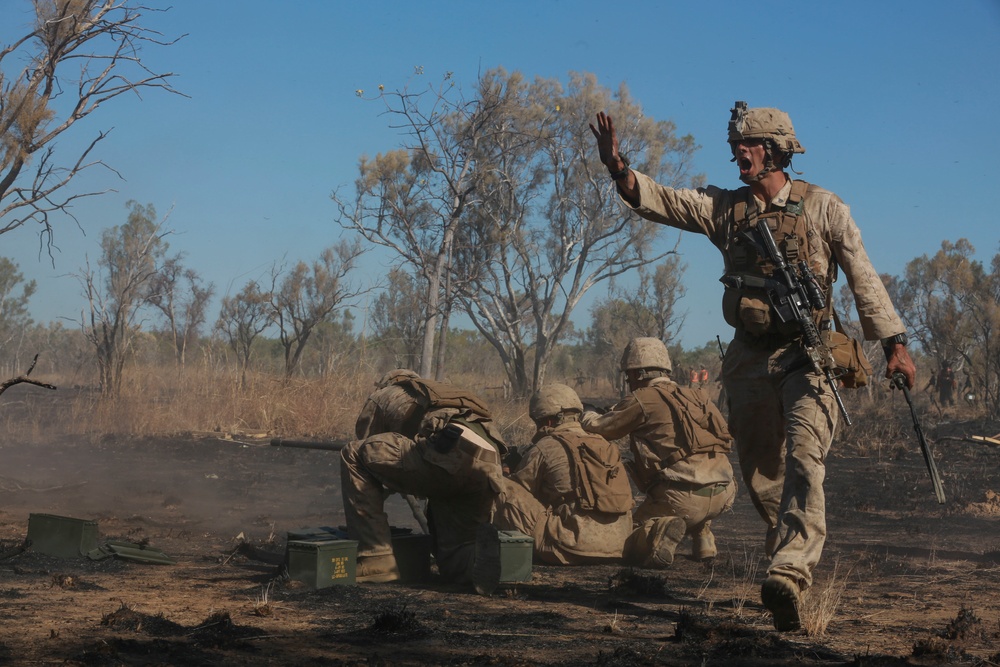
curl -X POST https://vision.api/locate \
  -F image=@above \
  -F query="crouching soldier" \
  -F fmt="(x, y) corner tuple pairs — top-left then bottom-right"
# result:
(494, 383), (634, 564)
(341, 370), (507, 588)
(582, 338), (736, 567)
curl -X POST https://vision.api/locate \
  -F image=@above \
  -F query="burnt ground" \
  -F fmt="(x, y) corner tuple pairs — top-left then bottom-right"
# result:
(1, 419), (1000, 665)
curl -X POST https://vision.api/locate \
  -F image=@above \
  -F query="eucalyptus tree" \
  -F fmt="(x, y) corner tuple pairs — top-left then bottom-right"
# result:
(1, 1), (182, 245)
(334, 69), (520, 378)
(453, 70), (701, 395)
(146, 256), (213, 367)
(269, 239), (365, 378)
(215, 280), (273, 389)
(77, 200), (168, 396)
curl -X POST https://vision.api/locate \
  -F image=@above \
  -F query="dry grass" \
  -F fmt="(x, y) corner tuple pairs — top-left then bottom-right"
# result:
(800, 559), (852, 637)
(2, 362), (541, 446)
(728, 543), (761, 619)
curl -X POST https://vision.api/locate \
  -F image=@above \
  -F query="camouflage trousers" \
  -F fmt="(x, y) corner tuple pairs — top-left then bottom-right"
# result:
(625, 476), (736, 561)
(722, 337), (839, 589)
(340, 432), (503, 583)
(493, 479), (633, 565)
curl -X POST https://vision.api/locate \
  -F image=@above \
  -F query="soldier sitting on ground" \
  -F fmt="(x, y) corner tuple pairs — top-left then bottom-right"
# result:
(341, 370), (507, 592)
(582, 338), (737, 568)
(493, 383), (634, 565)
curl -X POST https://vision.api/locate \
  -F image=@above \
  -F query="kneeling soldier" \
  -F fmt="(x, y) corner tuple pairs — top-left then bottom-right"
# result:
(494, 383), (634, 564)
(583, 338), (736, 567)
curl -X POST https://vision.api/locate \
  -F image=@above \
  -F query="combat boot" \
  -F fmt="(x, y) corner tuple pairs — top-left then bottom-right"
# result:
(471, 523), (502, 596)
(761, 573), (801, 631)
(355, 554), (401, 583)
(644, 516), (687, 569)
(691, 526), (717, 561)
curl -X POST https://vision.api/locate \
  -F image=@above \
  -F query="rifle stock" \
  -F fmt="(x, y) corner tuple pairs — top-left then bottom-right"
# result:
(892, 372), (946, 504)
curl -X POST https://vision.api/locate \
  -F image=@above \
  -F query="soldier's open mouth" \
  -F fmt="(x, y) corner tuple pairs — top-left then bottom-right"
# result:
(738, 157), (752, 173)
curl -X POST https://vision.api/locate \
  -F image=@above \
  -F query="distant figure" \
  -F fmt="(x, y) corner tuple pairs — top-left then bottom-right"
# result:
(937, 365), (957, 406)
(699, 368), (709, 384)
(689, 369), (699, 386)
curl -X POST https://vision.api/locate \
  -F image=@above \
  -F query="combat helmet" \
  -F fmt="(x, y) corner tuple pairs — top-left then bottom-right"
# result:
(728, 101), (805, 156)
(529, 383), (584, 421)
(620, 337), (672, 382)
(375, 368), (419, 389)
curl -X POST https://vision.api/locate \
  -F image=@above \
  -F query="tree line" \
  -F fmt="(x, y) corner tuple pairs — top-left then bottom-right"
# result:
(2, 3), (997, 415)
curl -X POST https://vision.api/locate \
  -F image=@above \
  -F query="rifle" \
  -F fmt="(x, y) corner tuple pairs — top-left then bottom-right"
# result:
(724, 219), (851, 425)
(717, 335), (726, 360)
(891, 372), (946, 504)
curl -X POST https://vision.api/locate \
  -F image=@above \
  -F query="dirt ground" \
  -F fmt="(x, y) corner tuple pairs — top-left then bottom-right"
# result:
(2, 397), (1000, 665)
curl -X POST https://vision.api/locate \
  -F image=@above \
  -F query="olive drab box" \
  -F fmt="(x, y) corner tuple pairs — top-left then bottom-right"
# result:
(652, 384), (733, 468)
(285, 538), (358, 588)
(498, 530), (533, 583)
(26, 513), (100, 559)
(550, 432), (634, 515)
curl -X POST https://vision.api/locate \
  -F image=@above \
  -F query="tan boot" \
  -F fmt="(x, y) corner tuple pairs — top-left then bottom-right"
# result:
(356, 554), (401, 583)
(761, 573), (801, 631)
(644, 517), (687, 569)
(692, 527), (717, 561)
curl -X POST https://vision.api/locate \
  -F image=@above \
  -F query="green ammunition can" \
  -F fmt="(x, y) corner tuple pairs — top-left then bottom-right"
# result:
(26, 513), (100, 559)
(498, 530), (533, 583)
(285, 539), (358, 588)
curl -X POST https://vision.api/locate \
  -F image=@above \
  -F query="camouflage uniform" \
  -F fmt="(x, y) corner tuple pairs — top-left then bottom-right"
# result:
(582, 376), (736, 562)
(341, 378), (505, 582)
(618, 172), (905, 588)
(495, 420), (633, 565)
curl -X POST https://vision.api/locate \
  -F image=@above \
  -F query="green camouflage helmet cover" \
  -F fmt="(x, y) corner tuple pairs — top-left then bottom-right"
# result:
(728, 101), (805, 155)
(620, 337), (673, 374)
(529, 383), (584, 420)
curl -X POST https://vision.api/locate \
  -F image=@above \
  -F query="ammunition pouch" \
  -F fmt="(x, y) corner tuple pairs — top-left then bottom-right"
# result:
(728, 290), (772, 335)
(821, 330), (872, 389)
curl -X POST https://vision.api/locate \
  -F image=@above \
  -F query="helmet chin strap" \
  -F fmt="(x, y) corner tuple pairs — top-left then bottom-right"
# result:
(739, 141), (781, 184)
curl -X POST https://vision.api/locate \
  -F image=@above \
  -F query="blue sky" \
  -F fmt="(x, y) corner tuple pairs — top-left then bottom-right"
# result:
(3, 0), (999, 349)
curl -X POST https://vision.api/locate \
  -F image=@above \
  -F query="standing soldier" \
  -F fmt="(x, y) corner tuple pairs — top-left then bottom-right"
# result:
(590, 103), (916, 631)
(937, 364), (957, 406)
(582, 338), (736, 568)
(494, 383), (634, 564)
(341, 370), (507, 592)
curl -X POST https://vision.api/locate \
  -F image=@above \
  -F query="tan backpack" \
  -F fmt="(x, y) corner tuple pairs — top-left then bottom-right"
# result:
(650, 384), (732, 468)
(549, 430), (634, 515)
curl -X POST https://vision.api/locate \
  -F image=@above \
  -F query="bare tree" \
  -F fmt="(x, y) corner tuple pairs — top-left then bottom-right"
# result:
(76, 200), (168, 396)
(369, 266), (425, 370)
(890, 239), (1000, 416)
(0, 257), (37, 362)
(333, 69), (514, 377)
(1, 1), (183, 245)
(587, 255), (688, 386)
(453, 71), (701, 395)
(215, 280), (273, 389)
(146, 255), (214, 367)
(269, 239), (365, 378)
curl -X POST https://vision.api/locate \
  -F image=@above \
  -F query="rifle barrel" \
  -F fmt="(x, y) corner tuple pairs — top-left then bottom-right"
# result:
(270, 438), (349, 452)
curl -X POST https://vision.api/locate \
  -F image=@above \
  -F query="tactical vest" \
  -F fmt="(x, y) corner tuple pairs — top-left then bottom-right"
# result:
(547, 429), (634, 515)
(722, 180), (835, 337)
(643, 383), (732, 468)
